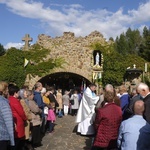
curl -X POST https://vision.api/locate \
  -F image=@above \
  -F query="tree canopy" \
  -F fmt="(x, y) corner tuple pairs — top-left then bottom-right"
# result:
(0, 44), (6, 56)
(0, 44), (64, 87)
(115, 26), (150, 61)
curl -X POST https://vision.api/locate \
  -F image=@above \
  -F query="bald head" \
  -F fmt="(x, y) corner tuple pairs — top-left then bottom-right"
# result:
(133, 100), (145, 115)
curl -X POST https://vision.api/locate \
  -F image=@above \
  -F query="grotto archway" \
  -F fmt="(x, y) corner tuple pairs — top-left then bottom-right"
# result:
(39, 72), (91, 92)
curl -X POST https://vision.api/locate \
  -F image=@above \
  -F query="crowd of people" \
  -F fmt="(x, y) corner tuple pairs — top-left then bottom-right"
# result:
(0, 81), (81, 150)
(76, 82), (150, 150)
(1, 80), (150, 150)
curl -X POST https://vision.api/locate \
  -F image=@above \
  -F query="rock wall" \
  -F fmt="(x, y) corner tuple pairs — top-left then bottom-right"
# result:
(38, 31), (110, 77)
(26, 31), (111, 89)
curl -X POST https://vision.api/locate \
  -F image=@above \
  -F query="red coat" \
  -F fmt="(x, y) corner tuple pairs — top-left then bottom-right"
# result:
(93, 103), (122, 148)
(9, 96), (27, 138)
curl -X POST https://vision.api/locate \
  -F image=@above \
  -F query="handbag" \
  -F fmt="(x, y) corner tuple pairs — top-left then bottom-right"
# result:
(44, 106), (48, 115)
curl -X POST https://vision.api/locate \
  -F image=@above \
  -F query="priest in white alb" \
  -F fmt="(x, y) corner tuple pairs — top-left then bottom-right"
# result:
(76, 83), (99, 135)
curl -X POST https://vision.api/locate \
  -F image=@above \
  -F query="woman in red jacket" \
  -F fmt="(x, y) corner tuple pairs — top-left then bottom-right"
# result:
(8, 85), (27, 150)
(92, 91), (122, 150)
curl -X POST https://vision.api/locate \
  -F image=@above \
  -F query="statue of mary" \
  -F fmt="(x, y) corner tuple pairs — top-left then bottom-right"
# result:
(95, 52), (99, 65)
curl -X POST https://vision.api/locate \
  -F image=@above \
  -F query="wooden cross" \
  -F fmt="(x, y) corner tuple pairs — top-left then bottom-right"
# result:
(22, 34), (33, 50)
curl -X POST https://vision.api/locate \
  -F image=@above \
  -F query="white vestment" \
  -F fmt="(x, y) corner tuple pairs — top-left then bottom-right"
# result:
(76, 87), (99, 135)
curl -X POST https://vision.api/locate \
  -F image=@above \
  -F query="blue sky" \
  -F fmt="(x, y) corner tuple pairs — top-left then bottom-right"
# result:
(0, 0), (150, 49)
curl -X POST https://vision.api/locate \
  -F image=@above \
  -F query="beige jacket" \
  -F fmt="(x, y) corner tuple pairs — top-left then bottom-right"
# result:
(28, 100), (42, 126)
(56, 92), (63, 109)
(20, 99), (32, 139)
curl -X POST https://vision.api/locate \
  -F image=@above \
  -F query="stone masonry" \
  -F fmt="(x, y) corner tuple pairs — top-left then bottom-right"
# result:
(25, 31), (112, 89)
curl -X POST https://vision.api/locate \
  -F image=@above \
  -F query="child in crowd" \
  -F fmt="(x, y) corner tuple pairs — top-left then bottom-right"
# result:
(47, 105), (56, 134)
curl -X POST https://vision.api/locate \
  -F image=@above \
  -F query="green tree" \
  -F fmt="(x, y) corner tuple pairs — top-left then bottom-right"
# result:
(141, 37), (150, 61)
(143, 26), (150, 38)
(109, 37), (114, 42)
(115, 28), (142, 55)
(138, 26), (150, 61)
(0, 44), (64, 87)
(115, 33), (129, 54)
(0, 43), (5, 56)
(126, 28), (142, 54)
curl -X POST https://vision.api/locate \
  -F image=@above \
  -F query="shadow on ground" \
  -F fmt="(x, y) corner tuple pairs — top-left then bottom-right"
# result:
(72, 124), (93, 150)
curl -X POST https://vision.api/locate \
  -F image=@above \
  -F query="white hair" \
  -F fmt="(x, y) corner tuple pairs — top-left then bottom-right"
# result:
(137, 82), (149, 92)
(105, 84), (114, 92)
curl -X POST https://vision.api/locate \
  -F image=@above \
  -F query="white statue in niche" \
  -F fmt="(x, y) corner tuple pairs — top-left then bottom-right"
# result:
(95, 52), (99, 65)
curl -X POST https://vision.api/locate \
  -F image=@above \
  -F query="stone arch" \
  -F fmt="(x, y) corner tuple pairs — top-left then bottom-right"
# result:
(39, 71), (91, 91)
(25, 69), (92, 90)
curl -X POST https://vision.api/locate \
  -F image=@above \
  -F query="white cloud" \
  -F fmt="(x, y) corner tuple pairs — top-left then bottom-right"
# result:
(128, 2), (150, 24)
(1, 0), (150, 43)
(4, 42), (24, 49)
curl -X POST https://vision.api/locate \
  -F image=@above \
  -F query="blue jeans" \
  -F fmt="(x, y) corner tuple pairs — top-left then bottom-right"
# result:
(58, 109), (63, 117)
(48, 121), (54, 133)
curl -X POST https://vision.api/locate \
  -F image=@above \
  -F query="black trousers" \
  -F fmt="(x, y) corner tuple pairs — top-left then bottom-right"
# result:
(0, 140), (9, 150)
(91, 147), (107, 150)
(40, 117), (46, 134)
(91, 146), (118, 150)
(71, 109), (78, 116)
(31, 125), (41, 145)
(1, 140), (25, 150)
(14, 138), (25, 150)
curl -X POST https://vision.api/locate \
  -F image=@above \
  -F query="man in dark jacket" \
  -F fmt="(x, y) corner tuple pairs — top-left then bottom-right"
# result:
(137, 82), (150, 123)
(34, 82), (45, 135)
(134, 82), (150, 150)
(34, 82), (44, 110)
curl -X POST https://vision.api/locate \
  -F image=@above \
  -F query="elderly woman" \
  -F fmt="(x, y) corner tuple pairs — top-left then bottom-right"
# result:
(0, 81), (15, 150)
(92, 91), (122, 150)
(27, 90), (42, 148)
(19, 89), (33, 150)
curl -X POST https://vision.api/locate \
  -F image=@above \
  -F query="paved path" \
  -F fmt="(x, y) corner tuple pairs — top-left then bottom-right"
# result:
(36, 115), (93, 150)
